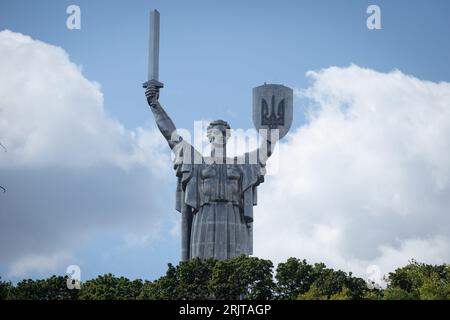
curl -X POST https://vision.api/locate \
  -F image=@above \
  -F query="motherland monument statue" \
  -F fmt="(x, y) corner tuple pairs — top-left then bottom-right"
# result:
(143, 10), (293, 261)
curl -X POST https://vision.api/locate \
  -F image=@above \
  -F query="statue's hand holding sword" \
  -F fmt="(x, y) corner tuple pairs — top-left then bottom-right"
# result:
(145, 85), (160, 107)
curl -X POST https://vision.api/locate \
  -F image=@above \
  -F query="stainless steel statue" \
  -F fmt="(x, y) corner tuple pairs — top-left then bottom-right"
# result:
(143, 10), (293, 261)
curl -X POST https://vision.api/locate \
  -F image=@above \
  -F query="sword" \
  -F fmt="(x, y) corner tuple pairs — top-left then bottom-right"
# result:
(143, 10), (164, 89)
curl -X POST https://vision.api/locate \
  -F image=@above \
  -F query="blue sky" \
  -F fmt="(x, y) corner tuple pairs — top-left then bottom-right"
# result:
(1, 0), (450, 283)
(3, 0), (450, 130)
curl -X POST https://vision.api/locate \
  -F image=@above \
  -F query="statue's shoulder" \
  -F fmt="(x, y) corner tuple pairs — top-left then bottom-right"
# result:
(172, 140), (204, 165)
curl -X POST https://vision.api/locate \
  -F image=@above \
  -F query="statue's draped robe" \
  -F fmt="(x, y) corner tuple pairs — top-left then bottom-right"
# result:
(173, 141), (265, 259)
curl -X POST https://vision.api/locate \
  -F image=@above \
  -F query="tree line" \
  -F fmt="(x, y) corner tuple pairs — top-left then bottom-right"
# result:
(1, 256), (448, 300)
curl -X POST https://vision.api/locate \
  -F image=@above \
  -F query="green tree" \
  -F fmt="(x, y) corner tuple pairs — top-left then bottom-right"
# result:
(343, 273), (368, 300)
(141, 256), (275, 300)
(383, 287), (416, 300)
(139, 263), (179, 299)
(330, 286), (351, 300)
(177, 258), (217, 299)
(277, 259), (368, 300)
(275, 258), (315, 299)
(4, 258), (448, 300)
(13, 276), (78, 300)
(209, 255), (275, 300)
(384, 261), (449, 300)
(297, 283), (327, 300)
(140, 259), (217, 299)
(363, 285), (383, 300)
(0, 276), (13, 300)
(419, 273), (450, 300)
(79, 273), (142, 300)
(311, 264), (348, 298)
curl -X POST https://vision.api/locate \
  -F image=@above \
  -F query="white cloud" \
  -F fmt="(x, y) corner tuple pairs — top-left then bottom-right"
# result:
(0, 30), (171, 277)
(254, 65), (450, 284)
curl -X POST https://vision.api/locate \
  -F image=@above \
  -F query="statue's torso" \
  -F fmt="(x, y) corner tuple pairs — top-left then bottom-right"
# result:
(175, 152), (261, 259)
(199, 162), (242, 205)
(191, 160), (251, 260)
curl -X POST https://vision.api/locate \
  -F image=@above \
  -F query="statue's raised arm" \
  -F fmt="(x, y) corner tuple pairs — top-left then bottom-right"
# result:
(145, 85), (183, 150)
(145, 84), (200, 262)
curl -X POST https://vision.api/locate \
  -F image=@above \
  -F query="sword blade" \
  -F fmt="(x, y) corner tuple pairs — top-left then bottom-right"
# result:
(148, 10), (160, 81)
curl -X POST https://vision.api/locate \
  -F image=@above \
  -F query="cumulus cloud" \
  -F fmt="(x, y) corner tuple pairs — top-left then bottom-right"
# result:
(0, 30), (171, 277)
(254, 65), (450, 284)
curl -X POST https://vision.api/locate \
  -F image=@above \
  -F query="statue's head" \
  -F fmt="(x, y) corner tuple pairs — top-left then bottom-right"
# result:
(207, 120), (231, 146)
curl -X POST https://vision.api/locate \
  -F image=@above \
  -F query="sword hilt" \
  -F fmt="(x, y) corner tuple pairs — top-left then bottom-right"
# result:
(143, 79), (164, 89)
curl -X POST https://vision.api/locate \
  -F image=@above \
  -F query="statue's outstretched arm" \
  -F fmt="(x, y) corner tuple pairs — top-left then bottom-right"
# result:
(145, 85), (182, 150)
(256, 130), (278, 165)
(258, 133), (277, 163)
(244, 129), (278, 166)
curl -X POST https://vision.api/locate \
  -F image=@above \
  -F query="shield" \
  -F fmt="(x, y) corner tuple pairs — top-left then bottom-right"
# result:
(252, 83), (293, 139)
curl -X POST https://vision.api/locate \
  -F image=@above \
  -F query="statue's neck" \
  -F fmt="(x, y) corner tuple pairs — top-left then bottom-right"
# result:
(211, 144), (226, 162)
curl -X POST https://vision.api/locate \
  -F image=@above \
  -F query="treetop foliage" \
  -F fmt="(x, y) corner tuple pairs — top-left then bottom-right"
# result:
(1, 257), (448, 300)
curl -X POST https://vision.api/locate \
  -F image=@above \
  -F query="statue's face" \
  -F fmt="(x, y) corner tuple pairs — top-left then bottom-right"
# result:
(208, 125), (229, 146)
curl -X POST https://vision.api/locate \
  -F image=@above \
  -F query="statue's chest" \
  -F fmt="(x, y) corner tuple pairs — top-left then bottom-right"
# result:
(199, 163), (241, 202)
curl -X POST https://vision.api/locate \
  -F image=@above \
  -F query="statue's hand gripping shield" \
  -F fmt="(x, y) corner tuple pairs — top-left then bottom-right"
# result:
(252, 84), (293, 140)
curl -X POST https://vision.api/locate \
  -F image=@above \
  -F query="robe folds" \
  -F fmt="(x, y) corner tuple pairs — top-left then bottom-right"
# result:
(173, 141), (265, 259)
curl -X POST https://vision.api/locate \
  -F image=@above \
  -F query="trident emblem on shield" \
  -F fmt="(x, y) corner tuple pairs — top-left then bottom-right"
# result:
(261, 95), (286, 129)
